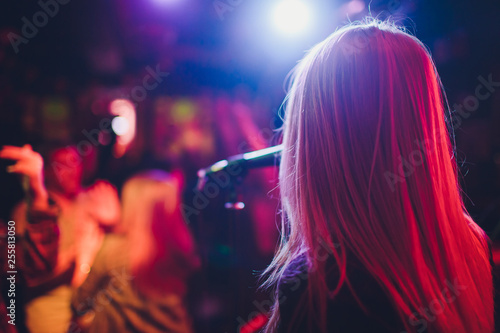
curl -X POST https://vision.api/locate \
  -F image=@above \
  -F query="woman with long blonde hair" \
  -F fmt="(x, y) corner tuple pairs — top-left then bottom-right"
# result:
(263, 19), (494, 333)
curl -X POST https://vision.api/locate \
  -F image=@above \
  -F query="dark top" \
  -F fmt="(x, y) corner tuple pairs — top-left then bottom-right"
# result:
(277, 254), (408, 333)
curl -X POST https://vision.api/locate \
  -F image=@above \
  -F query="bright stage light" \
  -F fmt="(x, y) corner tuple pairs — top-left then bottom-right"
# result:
(272, 0), (312, 36)
(151, 0), (182, 5)
(109, 99), (136, 157)
(111, 116), (130, 136)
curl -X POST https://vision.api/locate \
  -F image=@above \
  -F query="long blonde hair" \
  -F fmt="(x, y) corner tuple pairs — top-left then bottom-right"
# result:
(264, 19), (493, 332)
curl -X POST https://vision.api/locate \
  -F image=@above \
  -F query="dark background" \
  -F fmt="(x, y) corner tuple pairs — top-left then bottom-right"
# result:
(1, 0), (499, 332)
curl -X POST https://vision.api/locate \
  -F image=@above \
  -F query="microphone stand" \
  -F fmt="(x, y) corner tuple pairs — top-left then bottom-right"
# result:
(196, 146), (280, 332)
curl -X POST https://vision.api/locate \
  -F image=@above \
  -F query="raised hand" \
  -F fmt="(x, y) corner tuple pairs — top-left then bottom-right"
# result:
(0, 144), (49, 210)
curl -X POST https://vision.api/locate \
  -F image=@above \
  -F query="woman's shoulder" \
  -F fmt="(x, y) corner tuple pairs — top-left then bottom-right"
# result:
(279, 254), (309, 287)
(276, 253), (405, 332)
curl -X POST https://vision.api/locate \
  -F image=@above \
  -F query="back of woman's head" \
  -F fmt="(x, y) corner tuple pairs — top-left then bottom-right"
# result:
(268, 19), (493, 332)
(121, 170), (199, 296)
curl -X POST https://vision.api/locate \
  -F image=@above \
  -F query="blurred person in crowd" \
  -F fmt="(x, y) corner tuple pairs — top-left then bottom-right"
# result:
(0, 144), (60, 333)
(71, 170), (200, 333)
(262, 19), (494, 333)
(2, 143), (121, 333)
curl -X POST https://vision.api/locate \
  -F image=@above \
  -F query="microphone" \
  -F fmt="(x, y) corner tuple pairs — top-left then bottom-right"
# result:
(197, 145), (282, 190)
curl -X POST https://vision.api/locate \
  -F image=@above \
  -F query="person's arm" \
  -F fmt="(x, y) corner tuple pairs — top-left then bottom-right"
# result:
(0, 145), (59, 281)
(71, 236), (114, 317)
(0, 145), (49, 211)
(22, 203), (60, 280)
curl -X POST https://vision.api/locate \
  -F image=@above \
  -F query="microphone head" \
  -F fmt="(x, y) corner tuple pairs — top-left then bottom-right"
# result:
(196, 145), (282, 191)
